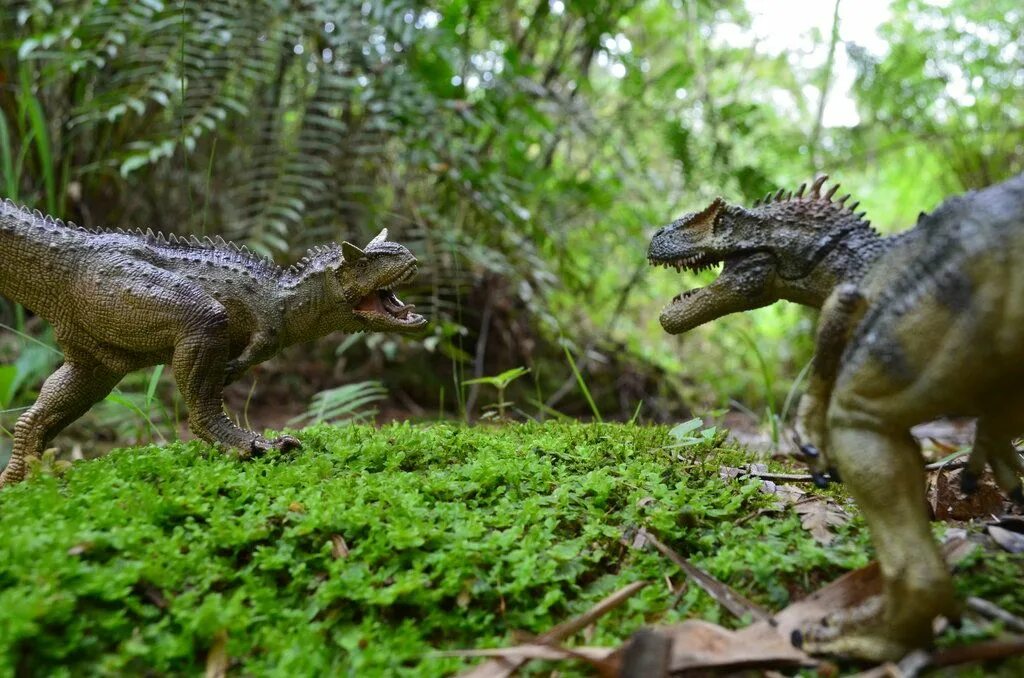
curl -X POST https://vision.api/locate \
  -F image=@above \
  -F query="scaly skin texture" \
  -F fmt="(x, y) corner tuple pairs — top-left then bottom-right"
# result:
(0, 200), (427, 488)
(647, 173), (1024, 661)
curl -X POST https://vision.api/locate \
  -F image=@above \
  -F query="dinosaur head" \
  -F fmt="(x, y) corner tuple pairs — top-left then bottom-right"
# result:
(648, 176), (876, 334)
(311, 229), (427, 333)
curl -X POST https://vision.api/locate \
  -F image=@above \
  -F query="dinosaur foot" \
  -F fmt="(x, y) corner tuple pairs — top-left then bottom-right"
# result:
(1011, 486), (1024, 506)
(242, 434), (302, 459)
(792, 596), (915, 662)
(794, 441), (841, 488)
(0, 461), (27, 490)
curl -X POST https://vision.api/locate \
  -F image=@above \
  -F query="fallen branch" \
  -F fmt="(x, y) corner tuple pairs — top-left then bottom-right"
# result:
(747, 458), (967, 485)
(967, 597), (1024, 633)
(932, 636), (1024, 667)
(644, 529), (771, 622)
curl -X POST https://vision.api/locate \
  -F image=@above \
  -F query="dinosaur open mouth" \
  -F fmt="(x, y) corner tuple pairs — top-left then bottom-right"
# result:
(648, 252), (727, 300)
(354, 289), (427, 329)
(356, 289), (418, 320)
(353, 264), (427, 328)
(647, 252), (759, 334)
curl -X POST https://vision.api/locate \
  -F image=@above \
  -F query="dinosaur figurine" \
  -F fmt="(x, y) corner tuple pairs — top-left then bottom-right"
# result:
(647, 173), (1024, 660)
(0, 200), (427, 488)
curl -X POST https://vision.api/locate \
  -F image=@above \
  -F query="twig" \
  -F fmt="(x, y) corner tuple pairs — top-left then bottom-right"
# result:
(746, 471), (818, 483)
(931, 636), (1024, 667)
(457, 580), (648, 678)
(746, 458), (968, 485)
(967, 597), (1024, 633)
(925, 458), (967, 472)
(644, 529), (771, 622)
(464, 291), (494, 419)
(539, 580), (649, 642)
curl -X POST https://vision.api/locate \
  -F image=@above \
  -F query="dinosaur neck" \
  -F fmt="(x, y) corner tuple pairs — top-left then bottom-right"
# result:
(781, 229), (890, 308)
(277, 266), (351, 347)
(738, 198), (888, 309)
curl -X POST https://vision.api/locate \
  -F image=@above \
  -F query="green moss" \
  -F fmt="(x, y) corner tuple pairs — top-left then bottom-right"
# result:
(0, 423), (1018, 676)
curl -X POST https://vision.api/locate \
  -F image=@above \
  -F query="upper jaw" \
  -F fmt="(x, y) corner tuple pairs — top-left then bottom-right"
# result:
(647, 248), (722, 273)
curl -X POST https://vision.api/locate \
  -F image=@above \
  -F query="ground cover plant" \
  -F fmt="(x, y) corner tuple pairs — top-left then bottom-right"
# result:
(1, 422), (1021, 676)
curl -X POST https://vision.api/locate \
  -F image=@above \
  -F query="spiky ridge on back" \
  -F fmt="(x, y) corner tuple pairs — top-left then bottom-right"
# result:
(750, 175), (873, 230)
(0, 198), (344, 283)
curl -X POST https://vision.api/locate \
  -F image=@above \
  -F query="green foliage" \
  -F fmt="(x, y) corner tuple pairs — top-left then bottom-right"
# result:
(848, 0), (1023, 190)
(666, 417), (721, 449)
(290, 381), (388, 427)
(1, 0), (1022, 422)
(0, 422), (868, 675)
(463, 366), (529, 419)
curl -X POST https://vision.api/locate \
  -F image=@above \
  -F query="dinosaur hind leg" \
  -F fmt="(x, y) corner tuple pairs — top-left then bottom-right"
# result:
(964, 414), (1024, 500)
(171, 302), (299, 457)
(0, 361), (123, 488)
(800, 414), (956, 660)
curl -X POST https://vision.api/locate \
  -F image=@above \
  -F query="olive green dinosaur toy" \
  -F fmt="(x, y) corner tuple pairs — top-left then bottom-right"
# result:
(0, 200), (426, 488)
(648, 173), (1024, 660)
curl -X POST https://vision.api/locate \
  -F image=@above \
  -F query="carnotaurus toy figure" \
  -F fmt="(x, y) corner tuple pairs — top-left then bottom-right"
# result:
(0, 199), (426, 488)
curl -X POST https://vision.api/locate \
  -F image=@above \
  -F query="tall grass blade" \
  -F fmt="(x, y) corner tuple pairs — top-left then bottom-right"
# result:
(146, 365), (165, 404)
(19, 67), (56, 214)
(0, 111), (18, 199)
(562, 343), (602, 423)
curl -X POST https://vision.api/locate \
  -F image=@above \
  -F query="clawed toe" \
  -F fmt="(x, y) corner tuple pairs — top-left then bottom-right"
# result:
(273, 435), (302, 452)
(246, 434), (302, 458)
(1011, 486), (1024, 506)
(960, 469), (978, 494)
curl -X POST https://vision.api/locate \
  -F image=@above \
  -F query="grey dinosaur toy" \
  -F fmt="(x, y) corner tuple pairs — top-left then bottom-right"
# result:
(648, 173), (1024, 660)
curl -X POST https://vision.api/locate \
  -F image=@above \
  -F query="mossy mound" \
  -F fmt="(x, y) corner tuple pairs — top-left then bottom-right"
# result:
(0, 422), (1019, 676)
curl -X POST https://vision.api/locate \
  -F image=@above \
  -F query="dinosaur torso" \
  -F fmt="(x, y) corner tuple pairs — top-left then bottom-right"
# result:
(0, 199), (426, 487)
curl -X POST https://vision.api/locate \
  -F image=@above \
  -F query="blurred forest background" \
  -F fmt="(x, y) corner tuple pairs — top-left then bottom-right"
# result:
(0, 0), (1021, 455)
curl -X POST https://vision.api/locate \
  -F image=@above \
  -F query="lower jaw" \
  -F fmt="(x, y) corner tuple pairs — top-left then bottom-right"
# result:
(355, 312), (426, 330)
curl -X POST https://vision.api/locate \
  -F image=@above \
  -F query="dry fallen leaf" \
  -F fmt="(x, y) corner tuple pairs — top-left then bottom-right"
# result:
(719, 466), (745, 481)
(793, 495), (850, 545)
(205, 629), (229, 678)
(661, 620), (811, 672)
(927, 468), (1003, 521)
(67, 541), (94, 556)
(330, 534), (350, 559)
(764, 483), (807, 506)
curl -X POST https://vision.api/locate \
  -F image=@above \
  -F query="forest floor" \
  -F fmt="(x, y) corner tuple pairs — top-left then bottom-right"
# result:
(0, 422), (1021, 676)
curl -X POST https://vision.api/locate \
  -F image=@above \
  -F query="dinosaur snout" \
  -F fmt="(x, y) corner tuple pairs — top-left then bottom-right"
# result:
(647, 223), (681, 262)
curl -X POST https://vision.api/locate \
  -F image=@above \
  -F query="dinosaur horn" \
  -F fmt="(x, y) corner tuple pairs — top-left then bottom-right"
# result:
(342, 241), (366, 262)
(824, 183), (840, 200)
(694, 197), (726, 224)
(810, 175), (829, 198)
(795, 182), (807, 198)
(367, 228), (388, 247)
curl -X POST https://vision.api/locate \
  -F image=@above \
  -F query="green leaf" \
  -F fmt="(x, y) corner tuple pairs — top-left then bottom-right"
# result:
(669, 418), (703, 440)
